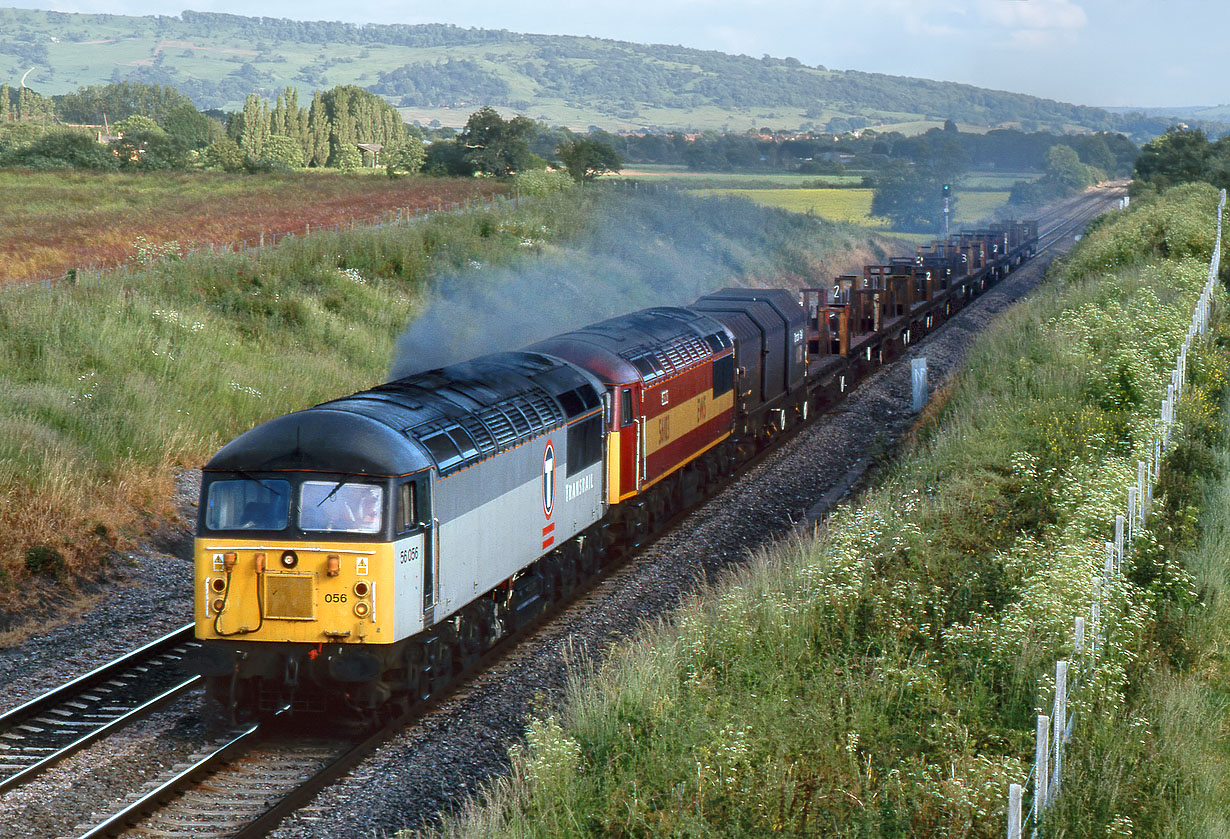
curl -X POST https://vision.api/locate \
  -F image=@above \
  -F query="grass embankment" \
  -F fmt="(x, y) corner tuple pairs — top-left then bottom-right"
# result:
(0, 170), (506, 286)
(0, 184), (883, 605)
(424, 182), (1229, 838)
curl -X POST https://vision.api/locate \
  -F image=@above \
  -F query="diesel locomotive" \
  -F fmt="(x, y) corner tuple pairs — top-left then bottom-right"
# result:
(188, 220), (1037, 721)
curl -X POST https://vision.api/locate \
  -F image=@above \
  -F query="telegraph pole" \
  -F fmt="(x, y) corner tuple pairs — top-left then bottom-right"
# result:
(942, 183), (950, 239)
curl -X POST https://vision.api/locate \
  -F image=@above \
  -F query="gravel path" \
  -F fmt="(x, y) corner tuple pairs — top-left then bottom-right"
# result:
(0, 197), (1101, 838)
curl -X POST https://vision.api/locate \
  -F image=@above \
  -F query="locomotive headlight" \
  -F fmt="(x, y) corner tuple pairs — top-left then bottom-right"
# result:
(280, 550), (298, 569)
(211, 577), (227, 593)
(354, 601), (370, 618)
(212, 597), (226, 613)
(353, 581), (369, 597)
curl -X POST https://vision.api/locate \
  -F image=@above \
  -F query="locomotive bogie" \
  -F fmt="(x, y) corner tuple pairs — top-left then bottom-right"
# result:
(190, 218), (1039, 721)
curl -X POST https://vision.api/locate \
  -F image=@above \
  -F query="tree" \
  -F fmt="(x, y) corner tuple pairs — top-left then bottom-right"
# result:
(203, 137), (245, 172)
(457, 106), (536, 176)
(384, 138), (427, 177)
(261, 134), (304, 168)
(109, 131), (190, 171)
(1044, 144), (1099, 191)
(556, 137), (622, 182)
(113, 114), (165, 136)
(869, 160), (953, 233)
(162, 103), (219, 150)
(334, 144), (362, 172)
(1134, 127), (1212, 188)
(239, 94), (270, 161)
(423, 138), (475, 176)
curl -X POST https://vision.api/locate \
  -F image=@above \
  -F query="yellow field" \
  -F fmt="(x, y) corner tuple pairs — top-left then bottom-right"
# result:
(713, 188), (1012, 238)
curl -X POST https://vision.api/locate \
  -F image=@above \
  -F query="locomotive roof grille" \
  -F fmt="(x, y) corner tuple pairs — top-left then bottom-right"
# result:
(478, 407), (518, 449)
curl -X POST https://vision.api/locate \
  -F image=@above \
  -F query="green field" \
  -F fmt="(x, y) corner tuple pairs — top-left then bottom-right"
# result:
(711, 187), (1014, 236)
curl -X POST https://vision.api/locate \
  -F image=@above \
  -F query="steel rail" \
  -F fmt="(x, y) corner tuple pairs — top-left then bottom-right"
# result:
(0, 624), (199, 792)
(65, 189), (1120, 839)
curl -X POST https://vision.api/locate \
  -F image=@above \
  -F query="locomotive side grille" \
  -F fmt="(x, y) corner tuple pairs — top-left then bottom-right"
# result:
(263, 574), (316, 620)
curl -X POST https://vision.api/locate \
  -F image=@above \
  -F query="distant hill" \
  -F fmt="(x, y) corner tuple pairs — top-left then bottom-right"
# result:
(0, 7), (1195, 136)
(1104, 104), (1230, 125)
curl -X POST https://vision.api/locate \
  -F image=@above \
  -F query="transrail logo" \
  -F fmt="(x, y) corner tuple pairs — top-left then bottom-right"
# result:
(566, 472), (594, 502)
(542, 441), (555, 519)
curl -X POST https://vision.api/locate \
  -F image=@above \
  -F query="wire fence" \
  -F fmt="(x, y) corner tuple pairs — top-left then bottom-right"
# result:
(6, 189), (525, 294)
(1005, 187), (1226, 839)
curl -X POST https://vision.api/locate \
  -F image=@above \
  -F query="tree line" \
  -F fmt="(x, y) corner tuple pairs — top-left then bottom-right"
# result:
(0, 82), (621, 184)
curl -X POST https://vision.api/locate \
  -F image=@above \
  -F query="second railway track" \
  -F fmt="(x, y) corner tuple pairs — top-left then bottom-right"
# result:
(1, 187), (1123, 839)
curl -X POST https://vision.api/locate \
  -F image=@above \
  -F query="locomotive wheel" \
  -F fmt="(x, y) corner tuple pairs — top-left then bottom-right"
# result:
(456, 605), (486, 670)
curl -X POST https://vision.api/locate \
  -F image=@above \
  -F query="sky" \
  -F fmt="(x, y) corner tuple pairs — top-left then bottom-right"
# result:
(15, 0), (1227, 109)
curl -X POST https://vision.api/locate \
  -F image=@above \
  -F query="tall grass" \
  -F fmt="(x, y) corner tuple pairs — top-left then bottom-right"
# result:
(0, 184), (874, 597)
(419, 182), (1227, 838)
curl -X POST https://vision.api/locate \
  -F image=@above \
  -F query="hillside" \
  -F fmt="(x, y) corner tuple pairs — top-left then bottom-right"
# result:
(0, 6), (1163, 134)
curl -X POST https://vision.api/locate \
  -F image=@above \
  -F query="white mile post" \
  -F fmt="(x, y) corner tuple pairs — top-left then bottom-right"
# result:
(911, 357), (927, 413)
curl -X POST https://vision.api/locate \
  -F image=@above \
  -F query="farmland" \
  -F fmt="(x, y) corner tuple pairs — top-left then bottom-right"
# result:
(712, 187), (1013, 237)
(0, 171), (506, 287)
(0, 182), (889, 605)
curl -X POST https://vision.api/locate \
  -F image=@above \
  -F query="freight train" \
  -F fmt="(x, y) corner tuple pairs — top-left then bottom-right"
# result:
(188, 220), (1037, 721)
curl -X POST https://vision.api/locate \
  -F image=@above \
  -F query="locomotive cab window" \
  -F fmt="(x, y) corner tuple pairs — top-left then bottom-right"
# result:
(205, 479), (290, 531)
(299, 481), (383, 534)
(397, 481), (422, 533)
(566, 415), (603, 476)
(713, 354), (734, 398)
(620, 389), (634, 427)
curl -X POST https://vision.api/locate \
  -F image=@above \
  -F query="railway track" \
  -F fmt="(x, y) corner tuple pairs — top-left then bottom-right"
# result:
(0, 188), (1120, 839)
(0, 626), (199, 796)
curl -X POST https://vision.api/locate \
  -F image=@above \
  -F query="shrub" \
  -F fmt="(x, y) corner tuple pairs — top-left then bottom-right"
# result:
(1, 130), (115, 170)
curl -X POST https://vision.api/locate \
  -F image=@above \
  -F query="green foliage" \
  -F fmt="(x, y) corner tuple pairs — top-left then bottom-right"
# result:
(52, 81), (196, 125)
(384, 139), (426, 177)
(162, 102), (220, 149)
(333, 144), (362, 172)
(260, 134), (305, 169)
(512, 168), (573, 197)
(113, 114), (165, 137)
(0, 130), (115, 170)
(869, 160), (956, 232)
(423, 139), (476, 177)
(202, 137), (245, 172)
(109, 131), (190, 171)
(458, 106), (538, 177)
(24, 545), (65, 578)
(556, 137), (622, 183)
(421, 183), (1227, 839)
(1134, 127), (1213, 189)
